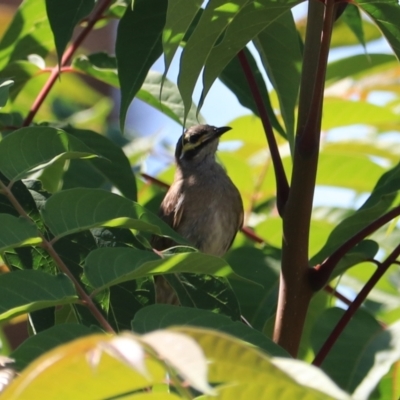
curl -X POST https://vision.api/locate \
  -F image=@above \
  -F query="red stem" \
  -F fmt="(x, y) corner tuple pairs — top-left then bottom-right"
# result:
(237, 50), (289, 216)
(313, 243), (400, 367)
(23, 0), (113, 127)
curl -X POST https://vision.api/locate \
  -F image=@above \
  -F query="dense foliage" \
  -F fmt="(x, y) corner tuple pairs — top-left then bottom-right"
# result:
(0, 0), (400, 399)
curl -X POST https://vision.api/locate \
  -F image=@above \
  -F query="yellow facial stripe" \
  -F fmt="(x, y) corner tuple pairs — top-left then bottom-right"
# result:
(182, 132), (212, 152)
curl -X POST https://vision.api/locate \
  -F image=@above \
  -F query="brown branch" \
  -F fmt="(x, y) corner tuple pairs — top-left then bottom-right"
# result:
(237, 50), (289, 216)
(23, 0), (113, 126)
(273, 0), (336, 357)
(313, 243), (400, 366)
(0, 179), (115, 334)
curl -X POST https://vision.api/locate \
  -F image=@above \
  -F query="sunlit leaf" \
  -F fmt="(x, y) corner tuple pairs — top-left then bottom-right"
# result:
(84, 248), (237, 291)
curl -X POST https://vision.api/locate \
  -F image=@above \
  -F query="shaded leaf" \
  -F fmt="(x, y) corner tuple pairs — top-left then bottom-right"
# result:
(353, 320), (400, 399)
(164, 273), (241, 320)
(45, 0), (96, 65)
(253, 10), (301, 146)
(10, 324), (97, 370)
(65, 127), (137, 201)
(116, 0), (168, 130)
(41, 188), (185, 243)
(0, 127), (99, 182)
(132, 304), (289, 357)
(0, 270), (77, 322)
(0, 214), (41, 252)
(311, 308), (384, 393)
(330, 240), (379, 280)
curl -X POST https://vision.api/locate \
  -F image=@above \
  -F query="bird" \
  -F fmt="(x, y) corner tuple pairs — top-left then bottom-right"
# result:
(151, 124), (244, 304)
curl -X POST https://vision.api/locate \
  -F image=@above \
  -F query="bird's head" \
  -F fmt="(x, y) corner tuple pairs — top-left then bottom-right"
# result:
(175, 124), (231, 165)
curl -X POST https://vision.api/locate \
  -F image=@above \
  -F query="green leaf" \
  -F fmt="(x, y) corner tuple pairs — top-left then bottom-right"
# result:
(0, 214), (41, 252)
(73, 54), (202, 126)
(200, 0), (302, 117)
(0, 127), (99, 182)
(45, 0), (96, 65)
(174, 327), (346, 399)
(358, 0), (400, 60)
(178, 0), (249, 121)
(0, 78), (13, 108)
(225, 246), (280, 331)
(84, 248), (237, 291)
(116, 0), (168, 131)
(219, 47), (286, 138)
(0, 270), (77, 322)
(0, 61), (40, 101)
(2, 334), (166, 399)
(65, 127), (137, 201)
(132, 304), (290, 357)
(341, 4), (366, 50)
(311, 308), (384, 393)
(321, 98), (398, 131)
(162, 0), (202, 76)
(353, 320), (400, 399)
(326, 53), (395, 85)
(252, 10), (302, 147)
(41, 188), (185, 243)
(329, 240), (379, 280)
(312, 162), (400, 264)
(10, 324), (97, 370)
(0, 0), (54, 69)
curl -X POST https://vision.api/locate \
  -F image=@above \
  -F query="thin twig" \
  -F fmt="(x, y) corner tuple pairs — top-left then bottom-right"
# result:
(237, 50), (289, 216)
(23, 0), (113, 126)
(0, 179), (115, 333)
(313, 242), (400, 366)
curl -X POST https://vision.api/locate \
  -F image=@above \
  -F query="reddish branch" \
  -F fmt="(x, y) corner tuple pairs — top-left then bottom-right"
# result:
(310, 204), (400, 290)
(313, 243), (400, 366)
(273, 0), (337, 357)
(23, 0), (113, 127)
(237, 50), (289, 216)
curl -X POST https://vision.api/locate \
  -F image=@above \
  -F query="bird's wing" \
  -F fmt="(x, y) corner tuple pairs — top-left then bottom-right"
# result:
(151, 188), (184, 250)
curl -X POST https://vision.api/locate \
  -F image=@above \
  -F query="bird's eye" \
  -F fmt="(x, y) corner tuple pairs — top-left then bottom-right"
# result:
(188, 133), (201, 144)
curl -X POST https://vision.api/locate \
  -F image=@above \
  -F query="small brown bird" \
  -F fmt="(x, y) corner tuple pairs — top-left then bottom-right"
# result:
(152, 124), (244, 303)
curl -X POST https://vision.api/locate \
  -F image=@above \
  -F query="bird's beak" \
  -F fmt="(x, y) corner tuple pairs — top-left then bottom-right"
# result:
(215, 126), (232, 137)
